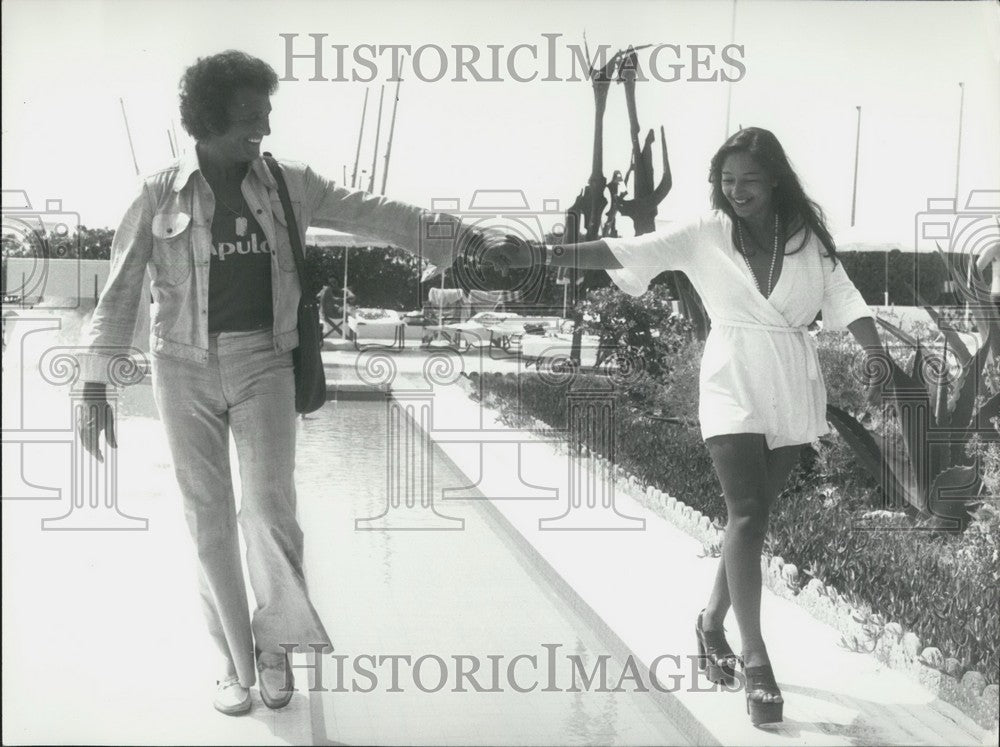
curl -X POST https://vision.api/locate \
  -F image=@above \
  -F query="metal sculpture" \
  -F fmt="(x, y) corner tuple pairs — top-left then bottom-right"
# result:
(563, 42), (710, 347)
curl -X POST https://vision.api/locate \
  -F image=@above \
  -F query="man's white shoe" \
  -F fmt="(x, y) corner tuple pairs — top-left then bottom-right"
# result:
(214, 674), (252, 715)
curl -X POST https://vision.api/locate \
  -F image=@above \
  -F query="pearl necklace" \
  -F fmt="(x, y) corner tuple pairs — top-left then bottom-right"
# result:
(737, 214), (780, 297)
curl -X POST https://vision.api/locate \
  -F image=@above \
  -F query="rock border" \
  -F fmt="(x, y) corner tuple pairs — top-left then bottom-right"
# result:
(496, 400), (1000, 733)
(622, 459), (998, 731)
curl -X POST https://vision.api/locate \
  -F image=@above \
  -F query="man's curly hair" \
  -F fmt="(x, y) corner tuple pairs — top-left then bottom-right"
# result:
(179, 50), (279, 141)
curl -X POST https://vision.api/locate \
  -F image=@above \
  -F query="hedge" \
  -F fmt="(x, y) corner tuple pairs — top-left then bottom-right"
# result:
(837, 251), (951, 306)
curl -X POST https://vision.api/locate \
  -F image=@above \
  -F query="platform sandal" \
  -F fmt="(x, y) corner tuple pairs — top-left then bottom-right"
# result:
(695, 610), (739, 685)
(743, 662), (784, 725)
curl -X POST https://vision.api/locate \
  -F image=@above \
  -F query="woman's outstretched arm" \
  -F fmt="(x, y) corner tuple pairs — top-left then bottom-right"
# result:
(548, 239), (623, 270)
(478, 236), (621, 270)
(482, 236), (623, 271)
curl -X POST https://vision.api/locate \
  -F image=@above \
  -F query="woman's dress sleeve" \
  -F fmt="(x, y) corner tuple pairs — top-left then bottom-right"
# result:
(820, 253), (872, 330)
(603, 215), (704, 297)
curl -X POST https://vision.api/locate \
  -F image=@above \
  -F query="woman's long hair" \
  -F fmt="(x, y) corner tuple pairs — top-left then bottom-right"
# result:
(709, 127), (838, 265)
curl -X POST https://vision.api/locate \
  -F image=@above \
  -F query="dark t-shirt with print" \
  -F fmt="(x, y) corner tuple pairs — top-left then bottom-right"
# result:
(208, 199), (274, 333)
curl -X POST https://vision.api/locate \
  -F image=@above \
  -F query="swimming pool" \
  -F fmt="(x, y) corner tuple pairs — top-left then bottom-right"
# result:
(1, 316), (691, 743)
(296, 398), (690, 745)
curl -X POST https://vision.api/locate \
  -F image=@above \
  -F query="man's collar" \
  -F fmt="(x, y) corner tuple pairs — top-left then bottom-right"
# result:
(173, 145), (276, 192)
(172, 147), (202, 192)
(250, 154), (278, 191)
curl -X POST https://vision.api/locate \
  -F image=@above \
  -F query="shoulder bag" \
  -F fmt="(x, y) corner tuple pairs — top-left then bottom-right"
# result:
(263, 154), (327, 414)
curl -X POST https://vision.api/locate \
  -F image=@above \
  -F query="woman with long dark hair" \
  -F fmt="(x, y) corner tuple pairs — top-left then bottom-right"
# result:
(485, 127), (888, 726)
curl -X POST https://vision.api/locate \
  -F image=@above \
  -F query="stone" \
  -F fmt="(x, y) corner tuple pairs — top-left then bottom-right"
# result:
(781, 563), (799, 587)
(883, 622), (903, 643)
(962, 670), (987, 696)
(943, 657), (963, 678)
(918, 646), (944, 669)
(980, 684), (998, 715)
(769, 556), (785, 576)
(666, 495), (677, 510)
(901, 632), (921, 657)
(804, 578), (826, 596)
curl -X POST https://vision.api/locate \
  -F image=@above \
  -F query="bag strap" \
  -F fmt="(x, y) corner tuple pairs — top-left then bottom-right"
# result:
(262, 154), (310, 294)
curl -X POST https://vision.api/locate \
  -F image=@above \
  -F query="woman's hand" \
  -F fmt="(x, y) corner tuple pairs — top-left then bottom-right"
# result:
(478, 234), (540, 274)
(76, 383), (118, 463)
(862, 349), (893, 408)
(974, 240), (999, 300)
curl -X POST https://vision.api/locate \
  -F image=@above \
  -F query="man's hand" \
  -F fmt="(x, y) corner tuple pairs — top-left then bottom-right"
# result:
(478, 234), (541, 275)
(76, 382), (118, 463)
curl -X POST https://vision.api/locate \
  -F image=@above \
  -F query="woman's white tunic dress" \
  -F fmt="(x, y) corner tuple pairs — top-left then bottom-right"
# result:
(605, 210), (872, 449)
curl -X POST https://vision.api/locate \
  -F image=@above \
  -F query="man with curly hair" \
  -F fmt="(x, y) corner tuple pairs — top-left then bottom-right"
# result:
(76, 49), (481, 716)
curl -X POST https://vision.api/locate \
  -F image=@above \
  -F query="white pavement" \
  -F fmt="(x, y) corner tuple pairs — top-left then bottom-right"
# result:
(321, 345), (996, 746)
(1, 335), (995, 745)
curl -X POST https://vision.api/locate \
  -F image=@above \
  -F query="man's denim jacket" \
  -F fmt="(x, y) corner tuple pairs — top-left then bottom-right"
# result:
(80, 150), (462, 382)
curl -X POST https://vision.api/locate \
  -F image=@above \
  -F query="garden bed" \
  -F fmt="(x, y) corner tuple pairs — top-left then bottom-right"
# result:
(471, 325), (999, 727)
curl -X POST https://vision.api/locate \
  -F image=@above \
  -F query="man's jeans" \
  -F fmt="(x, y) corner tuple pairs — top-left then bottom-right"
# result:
(151, 328), (331, 687)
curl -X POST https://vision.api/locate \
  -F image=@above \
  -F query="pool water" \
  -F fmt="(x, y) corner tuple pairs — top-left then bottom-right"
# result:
(296, 399), (689, 745)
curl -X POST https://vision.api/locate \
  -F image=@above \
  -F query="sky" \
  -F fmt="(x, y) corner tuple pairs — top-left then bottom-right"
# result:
(2, 0), (999, 247)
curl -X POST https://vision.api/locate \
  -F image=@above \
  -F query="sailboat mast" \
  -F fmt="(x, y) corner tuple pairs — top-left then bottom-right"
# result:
(351, 88), (370, 188)
(380, 74), (403, 196)
(368, 85), (386, 194)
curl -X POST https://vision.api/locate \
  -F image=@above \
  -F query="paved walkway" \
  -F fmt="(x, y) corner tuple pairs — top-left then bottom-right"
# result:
(1, 414), (314, 745)
(315, 345), (996, 745)
(2, 332), (995, 744)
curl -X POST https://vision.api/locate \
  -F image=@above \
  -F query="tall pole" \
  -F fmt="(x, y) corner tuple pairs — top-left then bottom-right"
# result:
(351, 88), (370, 189)
(170, 119), (180, 155)
(166, 129), (176, 158)
(954, 83), (968, 321)
(723, 0), (738, 139)
(954, 81), (965, 202)
(851, 105), (861, 227)
(342, 248), (350, 340)
(119, 97), (140, 175)
(380, 73), (404, 196)
(368, 85), (386, 194)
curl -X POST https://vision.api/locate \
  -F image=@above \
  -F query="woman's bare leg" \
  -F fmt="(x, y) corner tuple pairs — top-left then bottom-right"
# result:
(702, 441), (802, 630)
(701, 436), (801, 677)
